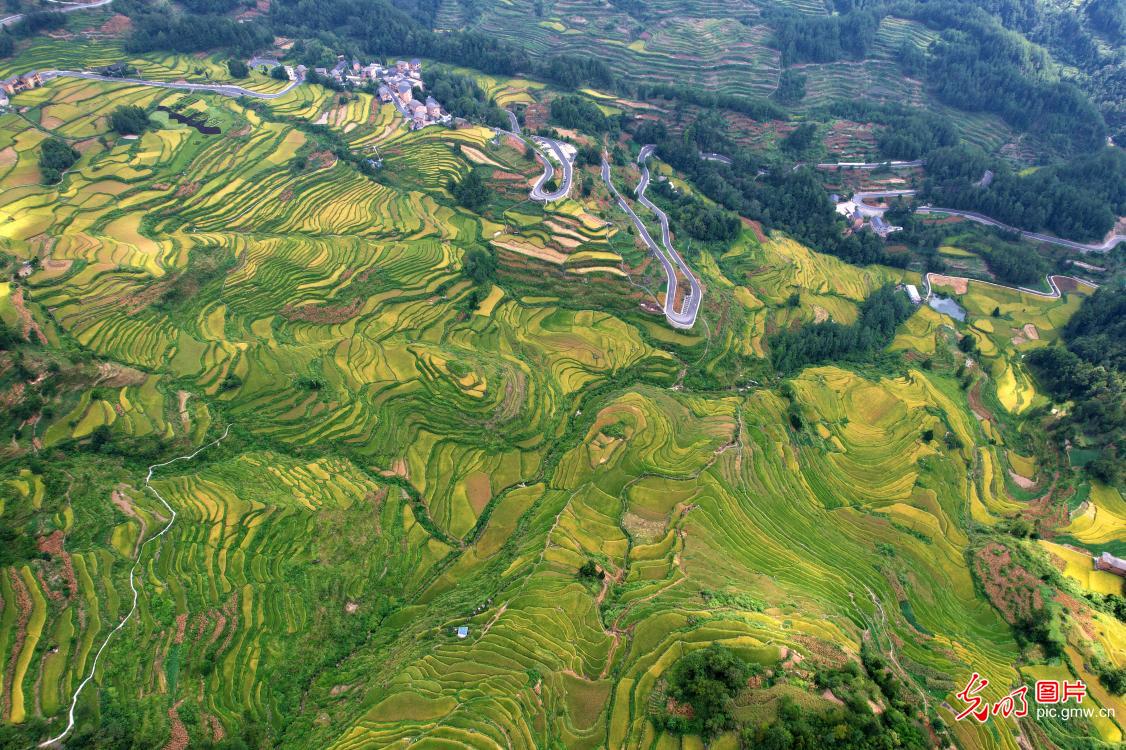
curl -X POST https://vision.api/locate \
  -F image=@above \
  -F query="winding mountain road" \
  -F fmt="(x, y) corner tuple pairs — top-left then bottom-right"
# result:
(601, 147), (701, 329)
(496, 115), (573, 202)
(1, 0), (112, 28)
(528, 136), (573, 202)
(851, 190), (1125, 254)
(921, 272), (1097, 302)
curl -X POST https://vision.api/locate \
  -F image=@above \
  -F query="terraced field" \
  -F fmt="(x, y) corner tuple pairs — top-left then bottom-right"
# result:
(0, 51), (1119, 750)
(472, 0), (781, 99)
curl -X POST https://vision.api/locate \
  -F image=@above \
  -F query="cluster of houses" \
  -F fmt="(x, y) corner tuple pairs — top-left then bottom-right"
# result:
(0, 71), (42, 108)
(303, 56), (448, 129)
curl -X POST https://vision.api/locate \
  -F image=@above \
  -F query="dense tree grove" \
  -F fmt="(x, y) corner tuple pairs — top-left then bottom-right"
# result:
(449, 169), (489, 212)
(227, 58), (249, 77)
(649, 180), (742, 247)
(9, 11), (67, 37)
(125, 12), (272, 54)
(423, 68), (508, 128)
(974, 240), (1047, 285)
(461, 246), (497, 285)
(653, 645), (751, 738)
(923, 145), (1125, 242)
(770, 285), (915, 373)
(538, 54), (614, 90)
(772, 69), (806, 104)
(38, 138), (80, 184)
(1027, 287), (1125, 485)
(109, 105), (152, 135)
(549, 94), (612, 133)
(768, 7), (882, 65)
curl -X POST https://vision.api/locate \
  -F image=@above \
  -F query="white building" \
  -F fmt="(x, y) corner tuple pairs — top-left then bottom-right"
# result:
(905, 285), (921, 305)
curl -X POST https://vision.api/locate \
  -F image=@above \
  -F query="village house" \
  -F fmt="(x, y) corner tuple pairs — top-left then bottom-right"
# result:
(411, 100), (427, 127)
(1, 71), (42, 96)
(0, 91), (8, 110)
(409, 58), (421, 72)
(377, 84), (392, 102)
(395, 60), (409, 73)
(396, 80), (413, 105)
(425, 96), (441, 119)
(1095, 552), (1126, 577)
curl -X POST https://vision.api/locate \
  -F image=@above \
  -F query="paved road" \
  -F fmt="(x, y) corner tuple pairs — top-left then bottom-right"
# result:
(850, 190), (1124, 254)
(1, 0), (112, 28)
(851, 190), (918, 217)
(817, 159), (923, 170)
(922, 272), (1097, 302)
(496, 124), (573, 202)
(601, 148), (701, 329)
(698, 151), (732, 165)
(505, 108), (521, 135)
(37, 69), (302, 99)
(529, 136), (573, 201)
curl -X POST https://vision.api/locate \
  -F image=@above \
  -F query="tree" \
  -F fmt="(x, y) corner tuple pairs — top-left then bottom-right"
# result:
(227, 58), (249, 77)
(659, 644), (750, 738)
(271, 65), (290, 81)
(781, 123), (818, 155)
(462, 246), (496, 285)
(38, 138), (79, 184)
(450, 170), (490, 212)
(109, 105), (151, 135)
(773, 69), (806, 104)
(549, 94), (610, 133)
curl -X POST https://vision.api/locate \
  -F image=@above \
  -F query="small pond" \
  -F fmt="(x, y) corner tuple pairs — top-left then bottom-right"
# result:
(928, 295), (967, 322)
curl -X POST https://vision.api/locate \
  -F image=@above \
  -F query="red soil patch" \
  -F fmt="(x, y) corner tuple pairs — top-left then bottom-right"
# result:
(524, 102), (549, 132)
(3, 569), (32, 721)
(10, 287), (47, 345)
(1052, 276), (1083, 294)
(741, 217), (768, 243)
(99, 14), (132, 35)
(309, 150), (337, 169)
(972, 542), (1043, 625)
(176, 181), (201, 198)
(163, 701), (188, 750)
(279, 187), (295, 202)
(37, 531), (78, 599)
(173, 613), (188, 645)
(206, 713), (225, 742)
(280, 297), (364, 324)
(465, 472), (491, 515)
(1055, 591), (1095, 640)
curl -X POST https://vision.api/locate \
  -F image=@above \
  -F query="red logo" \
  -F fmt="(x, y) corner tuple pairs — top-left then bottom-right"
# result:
(956, 676), (1084, 722)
